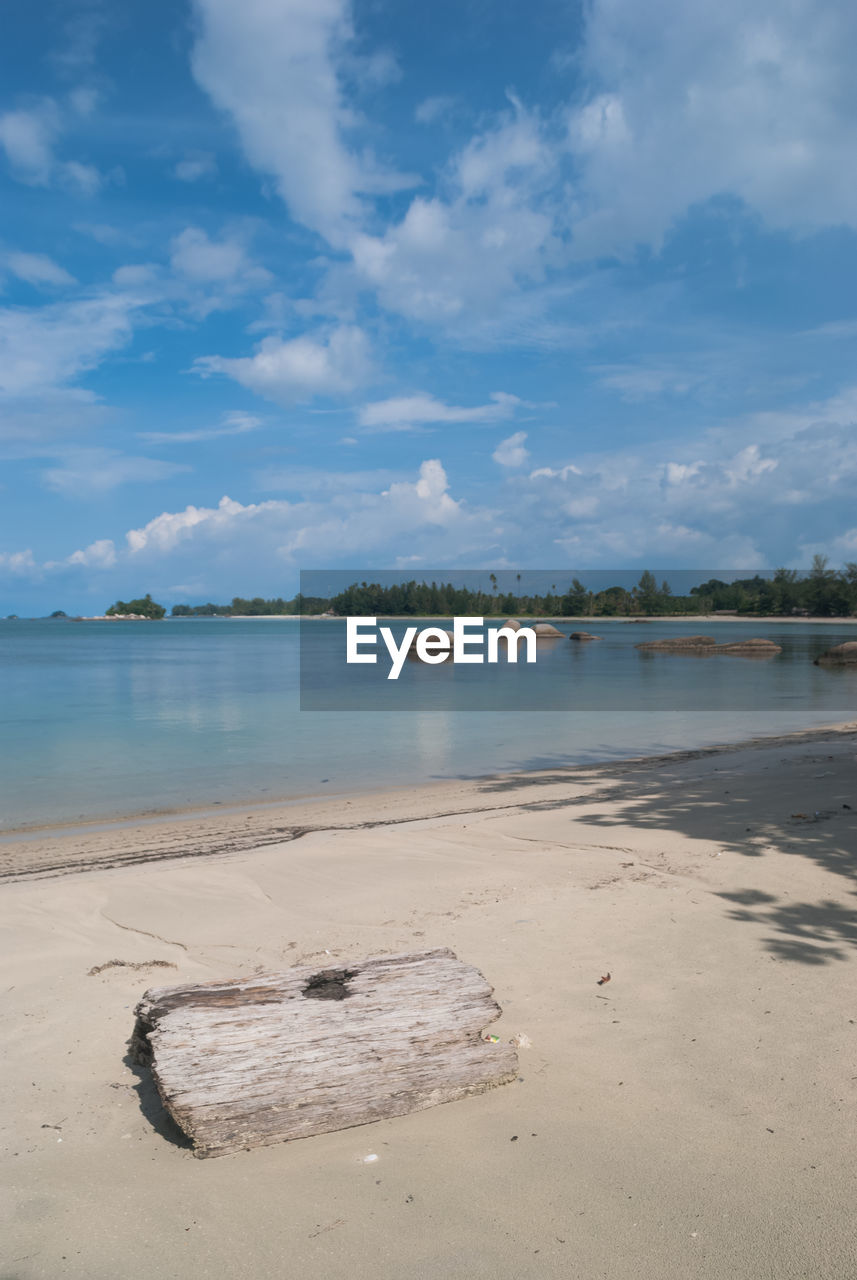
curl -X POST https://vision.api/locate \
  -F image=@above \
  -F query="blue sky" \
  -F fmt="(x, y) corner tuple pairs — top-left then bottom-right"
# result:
(2, 0), (857, 613)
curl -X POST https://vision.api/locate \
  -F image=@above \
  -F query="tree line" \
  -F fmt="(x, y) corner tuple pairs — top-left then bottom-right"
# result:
(154, 559), (857, 619)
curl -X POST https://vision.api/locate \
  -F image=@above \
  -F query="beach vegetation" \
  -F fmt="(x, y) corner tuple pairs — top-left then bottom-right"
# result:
(105, 594), (166, 620)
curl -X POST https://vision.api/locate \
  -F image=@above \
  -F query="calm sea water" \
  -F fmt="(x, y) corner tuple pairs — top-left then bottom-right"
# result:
(1, 617), (854, 831)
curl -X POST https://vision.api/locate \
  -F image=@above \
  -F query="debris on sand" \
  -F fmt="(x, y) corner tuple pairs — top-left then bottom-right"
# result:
(88, 959), (177, 976)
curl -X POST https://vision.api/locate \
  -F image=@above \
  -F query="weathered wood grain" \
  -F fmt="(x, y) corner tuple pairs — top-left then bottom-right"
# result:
(131, 948), (518, 1158)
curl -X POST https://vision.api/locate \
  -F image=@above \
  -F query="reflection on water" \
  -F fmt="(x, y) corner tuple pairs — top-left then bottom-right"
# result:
(0, 617), (854, 829)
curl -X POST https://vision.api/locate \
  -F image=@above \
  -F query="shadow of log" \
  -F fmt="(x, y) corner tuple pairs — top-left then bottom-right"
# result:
(123, 1048), (192, 1149)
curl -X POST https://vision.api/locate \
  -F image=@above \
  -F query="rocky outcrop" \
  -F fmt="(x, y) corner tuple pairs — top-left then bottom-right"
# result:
(569, 631), (601, 641)
(637, 635), (716, 651)
(500, 619), (522, 631)
(713, 638), (781, 655)
(637, 635), (781, 656)
(814, 641), (857, 666)
(532, 622), (564, 638)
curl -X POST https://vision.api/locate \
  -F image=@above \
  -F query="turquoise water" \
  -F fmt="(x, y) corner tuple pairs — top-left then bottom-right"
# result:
(1, 617), (854, 831)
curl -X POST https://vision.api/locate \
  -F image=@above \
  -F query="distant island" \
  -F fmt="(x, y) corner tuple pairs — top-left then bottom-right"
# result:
(164, 562), (857, 619)
(106, 594), (166, 620)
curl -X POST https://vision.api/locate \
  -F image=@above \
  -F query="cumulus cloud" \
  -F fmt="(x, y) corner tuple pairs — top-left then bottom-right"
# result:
(11, 383), (857, 598)
(566, 0), (857, 255)
(121, 460), (490, 567)
(65, 538), (116, 568)
(0, 548), (38, 576)
(195, 324), (372, 403)
(515, 407), (857, 564)
(350, 103), (557, 330)
(6, 252), (77, 287)
(358, 391), (524, 432)
(188, 2), (559, 334)
(186, 0), (857, 342)
(493, 431), (529, 468)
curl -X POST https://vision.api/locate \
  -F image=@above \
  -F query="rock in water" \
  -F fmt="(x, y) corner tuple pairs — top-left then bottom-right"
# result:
(814, 641), (857, 666)
(712, 638), (781, 655)
(637, 635), (716, 651)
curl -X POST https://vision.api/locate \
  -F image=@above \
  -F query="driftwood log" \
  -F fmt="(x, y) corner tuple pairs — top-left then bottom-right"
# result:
(131, 948), (517, 1158)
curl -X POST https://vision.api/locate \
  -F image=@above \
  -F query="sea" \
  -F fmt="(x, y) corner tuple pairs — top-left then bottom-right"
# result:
(1, 617), (854, 831)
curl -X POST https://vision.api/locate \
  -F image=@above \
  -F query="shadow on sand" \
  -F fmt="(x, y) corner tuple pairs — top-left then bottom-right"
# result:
(469, 735), (857, 966)
(123, 1049), (192, 1150)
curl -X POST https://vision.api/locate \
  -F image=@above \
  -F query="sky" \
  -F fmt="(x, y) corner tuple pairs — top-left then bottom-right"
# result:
(2, 0), (857, 614)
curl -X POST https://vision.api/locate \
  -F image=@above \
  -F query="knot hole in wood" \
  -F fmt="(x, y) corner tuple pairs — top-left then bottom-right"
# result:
(302, 968), (359, 1000)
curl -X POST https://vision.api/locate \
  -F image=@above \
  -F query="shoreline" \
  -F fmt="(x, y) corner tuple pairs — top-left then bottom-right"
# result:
(3, 710), (856, 1278)
(15, 612), (857, 622)
(3, 719), (855, 882)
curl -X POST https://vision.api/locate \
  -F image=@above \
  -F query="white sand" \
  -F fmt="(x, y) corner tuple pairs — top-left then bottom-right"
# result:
(2, 727), (856, 1279)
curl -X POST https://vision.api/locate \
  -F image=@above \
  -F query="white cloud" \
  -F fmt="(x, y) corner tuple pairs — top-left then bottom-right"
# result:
(124, 459), (494, 567)
(170, 227), (264, 284)
(591, 364), (703, 400)
(566, 0), (857, 255)
(190, 0), (416, 246)
(493, 431), (529, 468)
(167, 227), (273, 316)
(414, 95), (456, 125)
(42, 450), (189, 495)
(60, 159), (101, 195)
(74, 223), (132, 247)
(0, 102), (101, 194)
(529, 463), (583, 481)
(828, 529), (857, 559)
(65, 538), (116, 568)
(6, 253), (77, 287)
(126, 495), (257, 554)
(112, 264), (159, 287)
(0, 292), (144, 398)
(349, 103), (557, 331)
(724, 445), (778, 486)
(0, 548), (38, 576)
(12, 383), (857, 590)
(68, 87), (99, 117)
(139, 412), (262, 444)
(358, 391), (523, 432)
(195, 325), (372, 403)
(0, 106), (58, 184)
(173, 153), (218, 182)
(512, 403), (857, 564)
(183, 0), (857, 347)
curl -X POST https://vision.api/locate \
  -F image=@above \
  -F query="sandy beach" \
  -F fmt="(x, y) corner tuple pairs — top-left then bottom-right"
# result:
(2, 724), (856, 1279)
